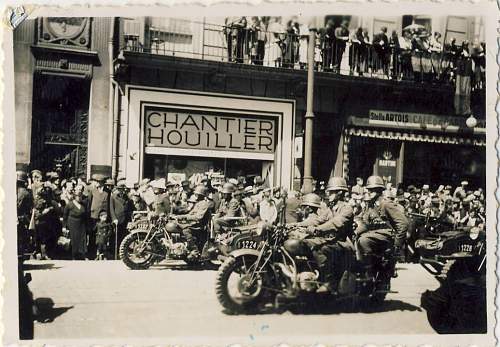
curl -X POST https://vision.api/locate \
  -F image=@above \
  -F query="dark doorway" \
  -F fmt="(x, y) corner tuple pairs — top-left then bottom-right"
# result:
(31, 74), (90, 178)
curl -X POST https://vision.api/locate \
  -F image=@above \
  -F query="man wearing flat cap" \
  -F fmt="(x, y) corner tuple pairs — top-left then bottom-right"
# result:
(453, 181), (468, 200)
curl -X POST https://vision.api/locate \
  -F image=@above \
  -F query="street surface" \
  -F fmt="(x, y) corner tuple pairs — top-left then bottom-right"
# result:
(26, 259), (440, 341)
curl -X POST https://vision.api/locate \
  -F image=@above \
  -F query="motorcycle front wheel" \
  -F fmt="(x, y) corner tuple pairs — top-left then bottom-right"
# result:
(215, 255), (268, 314)
(119, 231), (156, 270)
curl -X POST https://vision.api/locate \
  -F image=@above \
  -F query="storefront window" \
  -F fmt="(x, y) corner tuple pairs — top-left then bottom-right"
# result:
(143, 154), (266, 182)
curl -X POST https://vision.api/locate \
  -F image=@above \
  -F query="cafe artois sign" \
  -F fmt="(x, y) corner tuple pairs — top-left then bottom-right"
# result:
(144, 108), (276, 154)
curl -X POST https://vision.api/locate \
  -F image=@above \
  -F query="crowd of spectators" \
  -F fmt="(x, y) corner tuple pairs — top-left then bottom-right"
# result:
(17, 167), (485, 261)
(222, 16), (486, 87)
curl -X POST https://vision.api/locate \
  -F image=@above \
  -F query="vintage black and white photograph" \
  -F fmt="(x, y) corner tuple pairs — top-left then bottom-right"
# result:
(2, 4), (497, 346)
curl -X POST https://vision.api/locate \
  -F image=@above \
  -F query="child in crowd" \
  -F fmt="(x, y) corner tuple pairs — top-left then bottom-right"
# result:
(95, 210), (112, 260)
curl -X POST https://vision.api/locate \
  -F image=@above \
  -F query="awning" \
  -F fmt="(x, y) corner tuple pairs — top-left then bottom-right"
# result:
(346, 127), (486, 147)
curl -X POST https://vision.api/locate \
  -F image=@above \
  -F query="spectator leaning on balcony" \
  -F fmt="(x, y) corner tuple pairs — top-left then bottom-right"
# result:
(322, 19), (336, 72)
(389, 30), (400, 80)
(333, 19), (349, 73)
(372, 26), (389, 77)
(225, 17), (247, 63)
(429, 32), (443, 77)
(399, 30), (413, 80)
(283, 18), (300, 68)
(264, 17), (285, 67)
(298, 22), (309, 69)
(249, 17), (266, 65)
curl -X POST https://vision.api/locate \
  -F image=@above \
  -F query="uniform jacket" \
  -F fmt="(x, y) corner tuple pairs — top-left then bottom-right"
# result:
(355, 197), (408, 248)
(177, 200), (210, 228)
(316, 200), (354, 241)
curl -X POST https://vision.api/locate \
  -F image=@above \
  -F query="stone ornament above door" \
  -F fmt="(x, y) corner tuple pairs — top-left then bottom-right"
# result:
(38, 17), (91, 49)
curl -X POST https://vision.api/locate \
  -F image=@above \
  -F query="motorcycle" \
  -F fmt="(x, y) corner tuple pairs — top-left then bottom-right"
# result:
(215, 223), (398, 314)
(417, 225), (486, 333)
(120, 213), (265, 270)
(405, 212), (455, 263)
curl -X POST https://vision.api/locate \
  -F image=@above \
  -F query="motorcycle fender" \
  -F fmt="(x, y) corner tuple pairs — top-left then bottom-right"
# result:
(228, 248), (261, 259)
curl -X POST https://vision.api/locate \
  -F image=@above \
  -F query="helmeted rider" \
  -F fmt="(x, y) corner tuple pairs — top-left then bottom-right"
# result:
(355, 175), (408, 278)
(306, 177), (355, 293)
(287, 193), (324, 230)
(213, 182), (245, 233)
(173, 185), (211, 259)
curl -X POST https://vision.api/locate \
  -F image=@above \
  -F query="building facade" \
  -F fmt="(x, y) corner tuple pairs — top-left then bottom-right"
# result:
(14, 16), (486, 190)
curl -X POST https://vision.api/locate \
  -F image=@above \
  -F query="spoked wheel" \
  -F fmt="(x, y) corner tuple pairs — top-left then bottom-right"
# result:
(215, 255), (267, 314)
(119, 231), (156, 270)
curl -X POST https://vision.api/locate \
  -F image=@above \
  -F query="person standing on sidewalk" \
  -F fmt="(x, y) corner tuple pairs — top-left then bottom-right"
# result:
(86, 175), (111, 259)
(109, 180), (133, 258)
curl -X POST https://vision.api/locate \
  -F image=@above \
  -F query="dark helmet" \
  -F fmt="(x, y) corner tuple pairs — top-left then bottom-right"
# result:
(221, 182), (235, 194)
(193, 185), (208, 197)
(16, 170), (28, 183)
(165, 222), (182, 233)
(365, 175), (385, 190)
(301, 193), (322, 208)
(326, 177), (348, 192)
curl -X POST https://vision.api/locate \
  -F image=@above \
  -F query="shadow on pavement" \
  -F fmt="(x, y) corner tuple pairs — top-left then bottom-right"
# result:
(34, 298), (73, 323)
(222, 298), (422, 316)
(24, 263), (62, 271)
(150, 263), (219, 271)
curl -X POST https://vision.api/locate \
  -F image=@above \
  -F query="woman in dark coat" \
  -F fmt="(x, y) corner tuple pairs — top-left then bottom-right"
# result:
(63, 190), (88, 260)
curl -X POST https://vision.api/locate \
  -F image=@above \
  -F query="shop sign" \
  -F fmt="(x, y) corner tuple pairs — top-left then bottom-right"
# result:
(144, 108), (276, 154)
(377, 150), (397, 184)
(349, 110), (486, 133)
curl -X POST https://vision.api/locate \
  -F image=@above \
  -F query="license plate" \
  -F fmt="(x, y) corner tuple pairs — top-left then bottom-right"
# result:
(238, 240), (258, 249)
(458, 243), (473, 253)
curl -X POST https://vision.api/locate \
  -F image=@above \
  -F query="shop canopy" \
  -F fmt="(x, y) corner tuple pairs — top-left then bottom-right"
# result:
(346, 127), (486, 147)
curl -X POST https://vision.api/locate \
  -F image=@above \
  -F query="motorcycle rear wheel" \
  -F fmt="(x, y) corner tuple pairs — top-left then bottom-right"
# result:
(119, 231), (156, 270)
(215, 255), (267, 314)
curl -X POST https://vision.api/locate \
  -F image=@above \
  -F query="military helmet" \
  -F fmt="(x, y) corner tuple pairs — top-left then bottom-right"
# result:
(16, 170), (28, 183)
(193, 184), (208, 197)
(301, 193), (322, 208)
(221, 182), (235, 194)
(326, 177), (348, 191)
(365, 175), (385, 190)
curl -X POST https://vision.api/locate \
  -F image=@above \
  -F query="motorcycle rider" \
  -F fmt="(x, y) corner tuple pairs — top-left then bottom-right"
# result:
(174, 185), (211, 259)
(355, 175), (409, 278)
(287, 193), (324, 239)
(306, 177), (355, 293)
(213, 182), (245, 233)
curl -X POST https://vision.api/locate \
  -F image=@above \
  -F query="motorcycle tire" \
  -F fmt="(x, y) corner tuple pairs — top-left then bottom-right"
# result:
(119, 231), (155, 270)
(215, 255), (266, 314)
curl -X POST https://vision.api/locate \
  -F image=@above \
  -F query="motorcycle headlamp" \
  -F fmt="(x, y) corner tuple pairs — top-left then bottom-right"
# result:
(469, 226), (480, 240)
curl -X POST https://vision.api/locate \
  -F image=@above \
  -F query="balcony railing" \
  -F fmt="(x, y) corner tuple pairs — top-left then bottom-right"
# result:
(121, 18), (485, 89)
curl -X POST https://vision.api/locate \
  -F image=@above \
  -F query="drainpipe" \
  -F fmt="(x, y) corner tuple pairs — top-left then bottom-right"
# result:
(302, 27), (316, 194)
(109, 17), (118, 181)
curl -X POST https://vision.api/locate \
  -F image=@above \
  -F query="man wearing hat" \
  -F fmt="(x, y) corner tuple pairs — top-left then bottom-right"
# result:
(213, 183), (245, 233)
(351, 177), (364, 196)
(86, 174), (111, 258)
(174, 185), (211, 258)
(110, 179), (133, 257)
(17, 171), (33, 254)
(355, 176), (409, 279)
